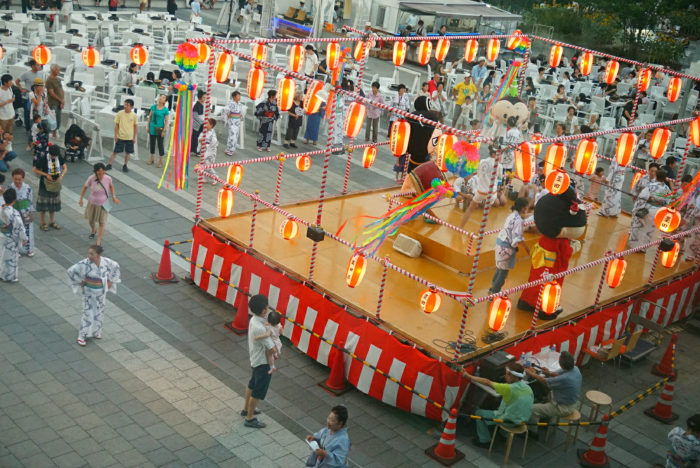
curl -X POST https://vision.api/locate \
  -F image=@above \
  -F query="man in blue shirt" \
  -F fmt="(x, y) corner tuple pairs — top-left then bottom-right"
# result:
(472, 57), (488, 90)
(525, 351), (582, 440)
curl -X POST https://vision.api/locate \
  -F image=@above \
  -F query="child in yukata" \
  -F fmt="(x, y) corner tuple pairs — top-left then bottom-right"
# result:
(254, 310), (282, 374)
(198, 119), (218, 185)
(490, 197), (530, 294)
(586, 167), (608, 202)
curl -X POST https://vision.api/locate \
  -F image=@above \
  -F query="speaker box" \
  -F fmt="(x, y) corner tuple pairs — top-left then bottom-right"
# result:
(392, 234), (422, 258)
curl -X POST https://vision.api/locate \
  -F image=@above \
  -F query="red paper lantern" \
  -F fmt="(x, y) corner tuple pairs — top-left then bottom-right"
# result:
(486, 39), (500, 62)
(288, 44), (305, 73)
(247, 67), (266, 100)
(435, 38), (450, 62)
(417, 41), (432, 66)
(690, 117), (700, 146)
(661, 241), (681, 268)
(390, 119), (410, 156)
(296, 155), (312, 172)
(344, 102), (366, 138)
(514, 142), (536, 181)
(32, 45), (51, 66)
(277, 77), (295, 112)
(606, 258), (626, 288)
(544, 143), (566, 175)
(489, 297), (511, 332)
(279, 219), (299, 240)
(464, 39), (478, 62)
(217, 188), (234, 218)
(327, 42), (341, 70)
(604, 60), (619, 84)
(574, 139), (598, 174)
(667, 77), (682, 103)
(655, 207), (682, 233)
(650, 128), (670, 159)
(545, 170), (570, 195)
(638, 68), (652, 93)
(353, 41), (367, 62)
(214, 52), (233, 83)
(362, 146), (377, 168)
(579, 52), (594, 76)
(226, 164), (243, 187)
(346, 253), (367, 288)
(586, 154), (598, 176)
(631, 171), (645, 191)
(549, 44), (563, 68)
(616, 133), (637, 166)
(436, 133), (457, 172)
(81, 46), (100, 68)
(196, 43), (211, 63)
(420, 286), (441, 313)
(531, 133), (543, 155)
(303, 80), (324, 114)
(540, 281), (561, 315)
(392, 42), (406, 67)
(252, 42), (268, 62)
(130, 44), (148, 66)
(506, 30), (522, 50)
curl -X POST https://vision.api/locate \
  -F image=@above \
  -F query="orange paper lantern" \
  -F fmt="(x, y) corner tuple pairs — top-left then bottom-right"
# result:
(392, 42), (406, 67)
(579, 52), (594, 76)
(296, 155), (312, 172)
(514, 142), (536, 181)
(277, 77), (296, 111)
(489, 297), (511, 332)
(420, 286), (441, 313)
(544, 143), (566, 175)
(655, 207), (681, 233)
(362, 146), (377, 168)
(604, 60), (619, 85)
(486, 39), (500, 62)
(464, 39), (478, 62)
(252, 43), (268, 62)
(196, 43), (211, 63)
(435, 38), (450, 62)
(650, 128), (670, 159)
(344, 102), (366, 138)
(417, 41), (432, 66)
(353, 41), (367, 62)
(574, 139), (598, 174)
(247, 67), (266, 100)
(661, 241), (681, 268)
(217, 188), (234, 218)
(540, 281), (561, 315)
(616, 133), (638, 166)
(631, 171), (645, 191)
(667, 77), (682, 103)
(436, 133), (457, 172)
(549, 44), (563, 68)
(346, 253), (367, 288)
(288, 44), (305, 73)
(390, 119), (411, 156)
(506, 30), (522, 50)
(214, 52), (233, 83)
(327, 42), (341, 70)
(545, 170), (570, 195)
(586, 154), (598, 176)
(279, 219), (299, 240)
(130, 44), (148, 66)
(81, 46), (100, 68)
(32, 45), (51, 66)
(691, 117), (700, 146)
(638, 68), (652, 93)
(531, 133), (543, 155)
(606, 258), (626, 288)
(303, 80), (324, 114)
(226, 164), (243, 187)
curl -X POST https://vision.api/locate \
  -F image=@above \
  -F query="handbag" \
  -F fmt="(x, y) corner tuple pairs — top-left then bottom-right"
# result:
(44, 178), (62, 192)
(155, 127), (164, 134)
(97, 180), (113, 212)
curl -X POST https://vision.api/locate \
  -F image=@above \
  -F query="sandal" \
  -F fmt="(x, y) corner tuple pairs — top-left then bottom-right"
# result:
(89, 231), (96, 239)
(77, 338), (86, 346)
(147, 159), (154, 165)
(40, 224), (49, 231)
(157, 158), (163, 168)
(49, 223), (60, 230)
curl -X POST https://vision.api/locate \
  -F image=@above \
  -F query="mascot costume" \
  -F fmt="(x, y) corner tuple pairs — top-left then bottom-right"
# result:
(481, 95), (528, 171)
(404, 96), (443, 174)
(517, 187), (587, 320)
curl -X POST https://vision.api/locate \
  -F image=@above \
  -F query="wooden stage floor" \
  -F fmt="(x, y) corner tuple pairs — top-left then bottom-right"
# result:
(202, 188), (695, 362)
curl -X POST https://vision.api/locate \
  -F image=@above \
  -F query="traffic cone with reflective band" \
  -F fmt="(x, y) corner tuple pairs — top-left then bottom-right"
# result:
(652, 333), (678, 377)
(577, 414), (611, 468)
(223, 287), (250, 336)
(151, 240), (179, 284)
(318, 340), (351, 396)
(644, 374), (679, 424)
(425, 409), (465, 466)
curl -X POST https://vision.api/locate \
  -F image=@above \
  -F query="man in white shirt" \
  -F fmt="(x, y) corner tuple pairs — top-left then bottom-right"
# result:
(0, 75), (15, 135)
(303, 45), (319, 78)
(244, 294), (276, 429)
(459, 148), (506, 228)
(404, 13), (419, 31)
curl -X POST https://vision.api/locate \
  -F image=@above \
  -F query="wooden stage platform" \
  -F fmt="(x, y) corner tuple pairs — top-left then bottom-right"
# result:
(201, 188), (695, 362)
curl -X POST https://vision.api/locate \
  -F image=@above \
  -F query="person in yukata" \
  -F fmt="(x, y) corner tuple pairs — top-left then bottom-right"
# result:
(306, 405), (351, 467)
(491, 198), (530, 294)
(666, 415), (700, 468)
(67, 244), (121, 346)
(682, 176), (700, 262)
(597, 157), (627, 217)
(223, 91), (243, 156)
(628, 169), (671, 251)
(255, 90), (279, 152)
(632, 163), (659, 200)
(0, 187), (27, 282)
(11, 169), (33, 257)
(198, 118), (219, 185)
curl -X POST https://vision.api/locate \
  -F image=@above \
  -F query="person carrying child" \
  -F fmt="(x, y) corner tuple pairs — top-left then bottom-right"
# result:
(254, 310), (283, 375)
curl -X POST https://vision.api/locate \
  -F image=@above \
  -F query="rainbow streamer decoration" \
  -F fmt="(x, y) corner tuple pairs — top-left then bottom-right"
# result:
(480, 61), (523, 129)
(514, 37), (530, 54)
(175, 43), (199, 73)
(669, 170), (700, 211)
(158, 83), (196, 191)
(445, 141), (480, 178)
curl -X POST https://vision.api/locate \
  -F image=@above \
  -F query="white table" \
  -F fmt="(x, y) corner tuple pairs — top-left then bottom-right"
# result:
(63, 82), (96, 99)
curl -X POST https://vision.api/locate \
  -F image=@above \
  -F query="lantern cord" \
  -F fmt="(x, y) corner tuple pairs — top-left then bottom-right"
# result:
(433, 333), (476, 354)
(481, 329), (508, 345)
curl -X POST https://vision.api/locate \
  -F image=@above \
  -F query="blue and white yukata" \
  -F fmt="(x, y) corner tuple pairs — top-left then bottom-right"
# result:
(307, 426), (350, 467)
(629, 181), (671, 249)
(223, 99), (243, 155)
(666, 426), (700, 468)
(13, 183), (33, 256)
(683, 193), (700, 260)
(198, 130), (219, 181)
(0, 205), (27, 282)
(492, 211), (525, 293)
(67, 257), (121, 340)
(632, 173), (653, 199)
(598, 159), (626, 217)
(332, 95), (348, 147)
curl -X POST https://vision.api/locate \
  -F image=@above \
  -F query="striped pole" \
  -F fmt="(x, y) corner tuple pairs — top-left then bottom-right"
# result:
(198, 38), (216, 162)
(453, 300), (470, 362)
(195, 171), (204, 219)
(675, 135), (692, 187)
(249, 191), (259, 248)
(517, 39), (531, 97)
(401, 152), (410, 183)
(594, 251), (613, 307)
(342, 40), (370, 194)
(628, 66), (646, 125)
(375, 255), (389, 320)
(273, 156), (285, 205)
(647, 242), (663, 285)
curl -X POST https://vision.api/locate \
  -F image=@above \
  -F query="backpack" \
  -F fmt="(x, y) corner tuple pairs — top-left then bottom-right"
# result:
(11, 85), (24, 110)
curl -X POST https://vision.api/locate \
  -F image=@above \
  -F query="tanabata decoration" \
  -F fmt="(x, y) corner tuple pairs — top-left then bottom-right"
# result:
(513, 36), (530, 54)
(667, 170), (700, 212)
(479, 61), (523, 129)
(444, 141), (480, 178)
(159, 83), (197, 191)
(175, 43), (199, 73)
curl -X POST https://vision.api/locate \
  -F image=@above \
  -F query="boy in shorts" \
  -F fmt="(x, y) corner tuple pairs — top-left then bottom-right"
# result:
(107, 99), (137, 173)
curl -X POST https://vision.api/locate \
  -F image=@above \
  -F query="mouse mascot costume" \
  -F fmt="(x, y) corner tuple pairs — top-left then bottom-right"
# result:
(517, 187), (587, 320)
(480, 96), (528, 171)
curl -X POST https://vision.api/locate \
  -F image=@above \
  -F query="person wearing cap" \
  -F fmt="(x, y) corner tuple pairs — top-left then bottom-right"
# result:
(451, 73), (477, 128)
(463, 362), (534, 448)
(299, 0), (307, 12)
(472, 56), (488, 90)
(16, 60), (45, 135)
(28, 78), (56, 134)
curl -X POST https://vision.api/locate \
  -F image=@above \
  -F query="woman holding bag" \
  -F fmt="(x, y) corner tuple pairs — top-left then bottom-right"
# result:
(79, 163), (120, 246)
(32, 145), (66, 232)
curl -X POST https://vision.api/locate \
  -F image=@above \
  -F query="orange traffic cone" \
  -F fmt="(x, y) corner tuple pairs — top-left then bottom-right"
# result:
(425, 409), (465, 466)
(644, 374), (679, 424)
(577, 414), (611, 468)
(223, 288), (250, 336)
(151, 240), (179, 284)
(318, 341), (351, 396)
(652, 333), (678, 377)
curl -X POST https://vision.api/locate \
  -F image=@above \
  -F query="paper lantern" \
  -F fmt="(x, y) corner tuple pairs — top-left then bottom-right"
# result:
(464, 39), (478, 62)
(246, 67), (266, 100)
(574, 139), (598, 174)
(606, 258), (626, 288)
(279, 219), (299, 240)
(32, 45), (51, 66)
(544, 143), (566, 175)
(390, 119), (410, 156)
(638, 68), (652, 93)
(130, 44), (148, 66)
(506, 30), (522, 50)
(327, 42), (341, 70)
(344, 102), (366, 138)
(345, 253), (367, 288)
(691, 117), (700, 147)
(436, 133), (457, 172)
(353, 41), (367, 62)
(288, 44), (305, 73)
(545, 170), (570, 195)
(631, 171), (645, 191)
(586, 154), (598, 176)
(277, 77), (295, 111)
(304, 80), (324, 114)
(81, 46), (100, 68)
(420, 286), (441, 313)
(296, 155), (312, 172)
(435, 38), (450, 62)
(655, 207), (681, 233)
(616, 133), (637, 166)
(392, 42), (406, 67)
(540, 281), (561, 315)
(362, 146), (377, 168)
(217, 188), (234, 218)
(530, 133), (543, 155)
(252, 42), (268, 62)
(579, 52), (594, 76)
(214, 52), (233, 83)
(650, 128), (670, 159)
(417, 41), (432, 66)
(667, 77), (682, 103)
(486, 39), (500, 62)
(226, 164), (243, 187)
(489, 297), (511, 332)
(604, 60), (619, 85)
(549, 44), (563, 68)
(196, 43), (211, 63)
(514, 142), (536, 181)
(661, 241), (680, 268)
